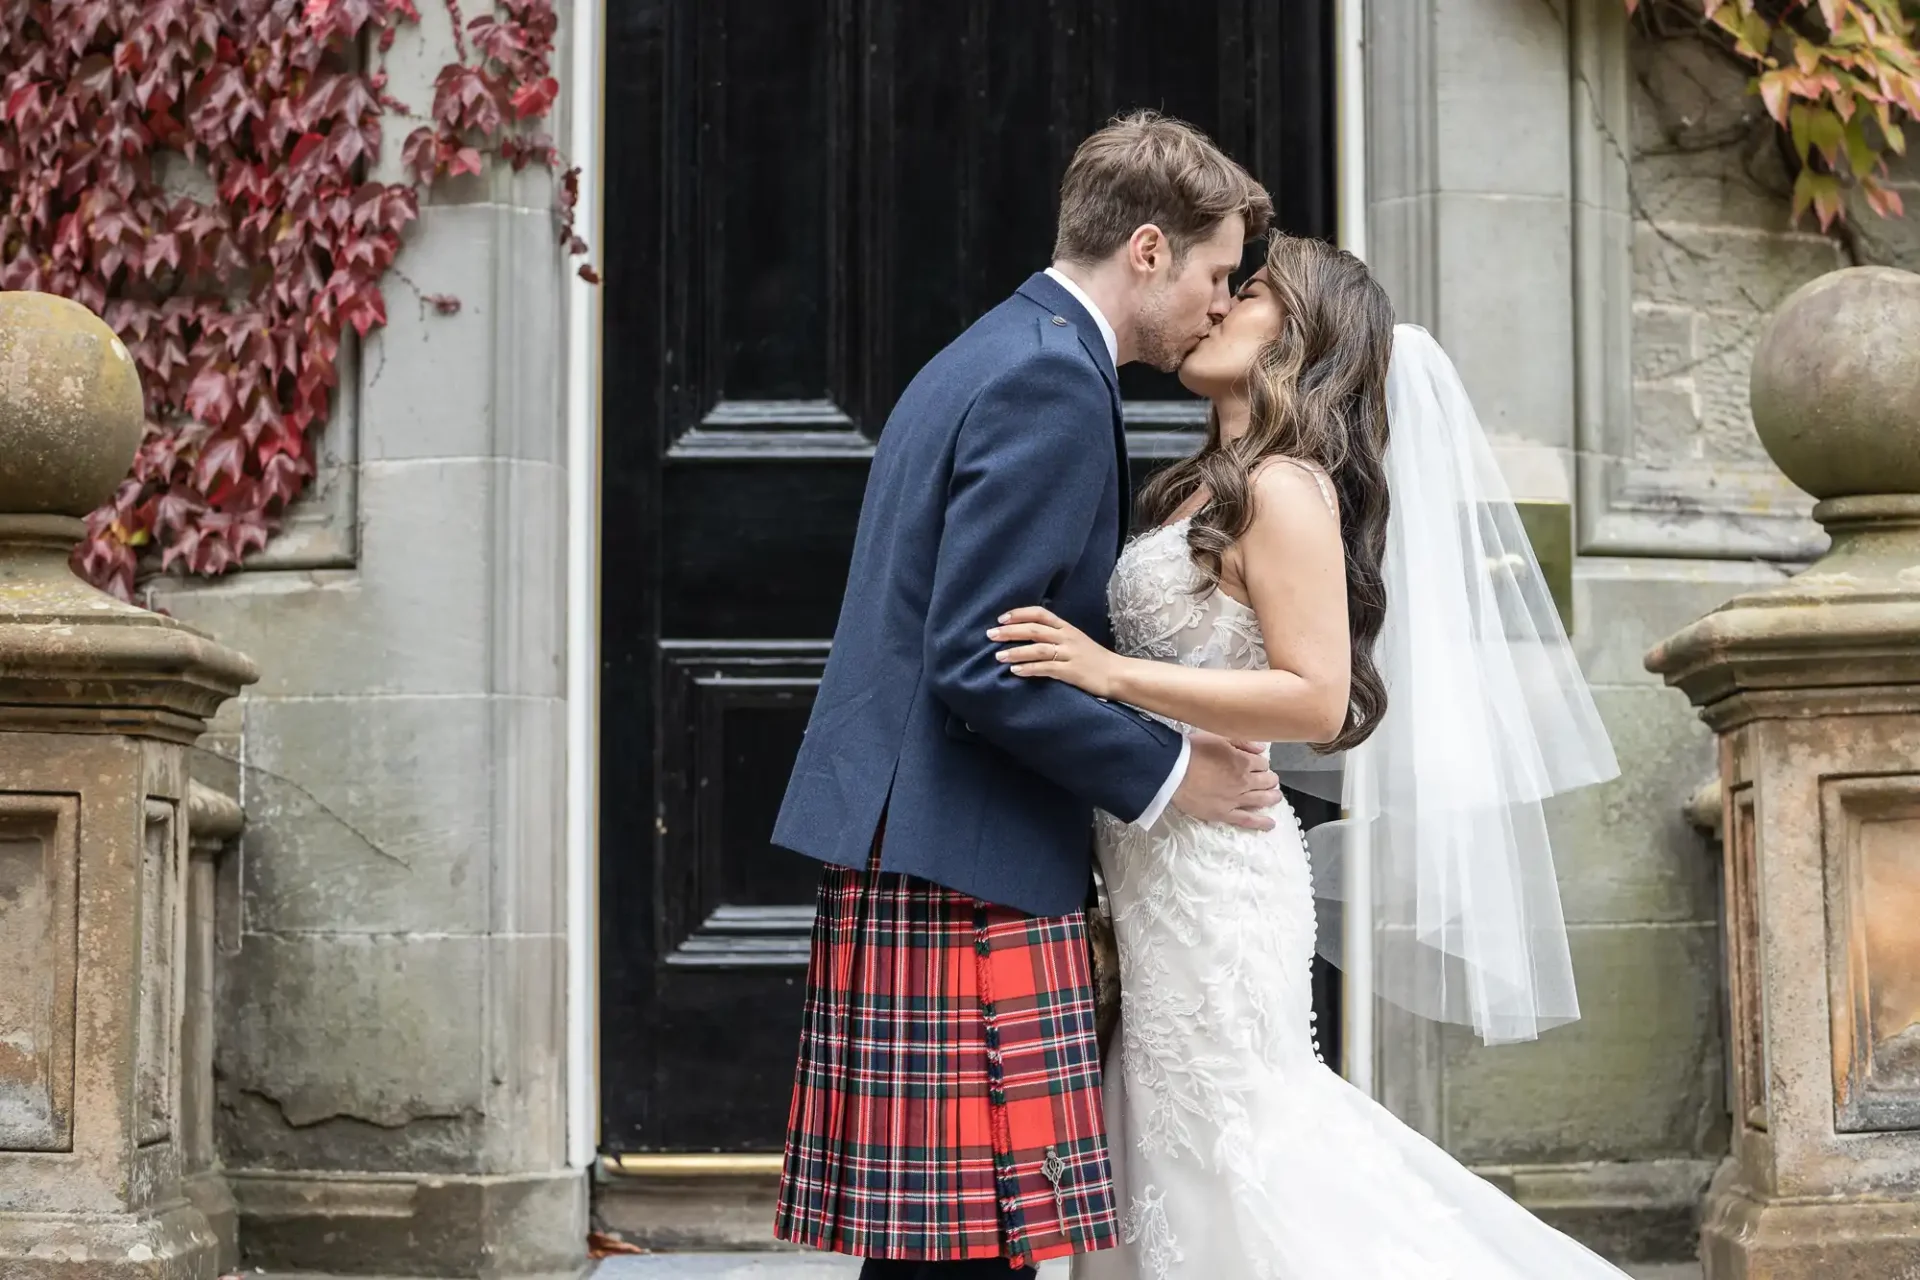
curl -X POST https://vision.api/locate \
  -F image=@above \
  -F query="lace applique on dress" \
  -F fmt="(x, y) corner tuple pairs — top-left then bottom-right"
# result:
(1122, 1187), (1184, 1278)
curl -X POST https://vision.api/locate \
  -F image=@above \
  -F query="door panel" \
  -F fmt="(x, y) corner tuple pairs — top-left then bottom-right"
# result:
(603, 0), (1335, 1153)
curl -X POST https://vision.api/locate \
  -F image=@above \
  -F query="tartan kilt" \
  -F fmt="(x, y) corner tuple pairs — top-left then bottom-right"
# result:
(774, 854), (1118, 1265)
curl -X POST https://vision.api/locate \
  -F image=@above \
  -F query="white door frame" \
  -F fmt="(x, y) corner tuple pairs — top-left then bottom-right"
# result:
(563, 0), (608, 1172)
(1333, 0), (1376, 1101)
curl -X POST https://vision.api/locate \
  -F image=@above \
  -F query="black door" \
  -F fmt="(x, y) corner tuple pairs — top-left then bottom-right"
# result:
(601, 0), (1336, 1154)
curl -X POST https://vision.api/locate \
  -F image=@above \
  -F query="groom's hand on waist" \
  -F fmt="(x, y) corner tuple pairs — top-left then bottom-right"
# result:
(1171, 731), (1281, 831)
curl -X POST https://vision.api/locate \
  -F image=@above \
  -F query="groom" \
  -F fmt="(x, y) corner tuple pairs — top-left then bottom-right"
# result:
(771, 112), (1278, 1277)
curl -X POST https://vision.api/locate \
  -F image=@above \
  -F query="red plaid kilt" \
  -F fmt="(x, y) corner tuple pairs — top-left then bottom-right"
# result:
(774, 855), (1118, 1265)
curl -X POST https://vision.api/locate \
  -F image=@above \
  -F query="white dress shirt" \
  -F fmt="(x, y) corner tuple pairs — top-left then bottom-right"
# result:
(1042, 267), (1191, 830)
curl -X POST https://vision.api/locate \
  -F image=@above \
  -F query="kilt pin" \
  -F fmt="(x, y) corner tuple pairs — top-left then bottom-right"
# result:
(773, 844), (1118, 1267)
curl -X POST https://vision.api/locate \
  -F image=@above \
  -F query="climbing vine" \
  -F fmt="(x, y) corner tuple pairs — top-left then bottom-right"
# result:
(0, 0), (585, 600)
(4, 1), (1907, 599)
(1631, 0), (1920, 227)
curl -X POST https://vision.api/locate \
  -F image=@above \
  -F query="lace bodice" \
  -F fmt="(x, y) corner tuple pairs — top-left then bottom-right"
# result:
(1110, 457), (1337, 678)
(1108, 517), (1269, 680)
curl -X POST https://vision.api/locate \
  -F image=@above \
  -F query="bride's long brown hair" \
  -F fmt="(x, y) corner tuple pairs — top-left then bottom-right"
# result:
(1137, 234), (1395, 752)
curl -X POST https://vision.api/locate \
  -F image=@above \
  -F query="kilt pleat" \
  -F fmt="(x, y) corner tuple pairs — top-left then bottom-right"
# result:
(774, 856), (1117, 1265)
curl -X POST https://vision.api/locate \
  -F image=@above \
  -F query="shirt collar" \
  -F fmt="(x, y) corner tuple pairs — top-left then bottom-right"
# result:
(1043, 267), (1119, 367)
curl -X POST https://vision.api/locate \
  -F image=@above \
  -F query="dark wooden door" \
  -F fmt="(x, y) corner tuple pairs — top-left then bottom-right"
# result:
(601, 0), (1335, 1154)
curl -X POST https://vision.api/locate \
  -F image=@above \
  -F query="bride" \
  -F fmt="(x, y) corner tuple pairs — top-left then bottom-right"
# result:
(985, 234), (1627, 1278)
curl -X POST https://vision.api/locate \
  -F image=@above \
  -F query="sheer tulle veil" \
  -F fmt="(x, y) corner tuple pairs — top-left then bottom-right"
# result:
(1274, 324), (1619, 1045)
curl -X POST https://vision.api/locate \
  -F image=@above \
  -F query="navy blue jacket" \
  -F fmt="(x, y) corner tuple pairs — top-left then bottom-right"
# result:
(771, 273), (1185, 916)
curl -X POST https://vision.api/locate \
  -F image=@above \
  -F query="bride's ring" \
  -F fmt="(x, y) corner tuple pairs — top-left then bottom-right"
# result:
(1048, 643), (1062, 663)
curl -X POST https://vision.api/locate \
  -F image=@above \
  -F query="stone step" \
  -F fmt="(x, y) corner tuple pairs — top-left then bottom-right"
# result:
(588, 1256), (1702, 1278)
(222, 1258), (1705, 1278)
(590, 1260), (1053, 1278)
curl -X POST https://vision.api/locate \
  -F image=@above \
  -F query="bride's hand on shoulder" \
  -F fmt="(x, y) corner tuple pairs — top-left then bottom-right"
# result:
(988, 607), (1126, 699)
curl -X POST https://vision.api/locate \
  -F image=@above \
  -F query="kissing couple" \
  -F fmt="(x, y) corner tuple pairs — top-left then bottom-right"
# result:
(770, 111), (1624, 1280)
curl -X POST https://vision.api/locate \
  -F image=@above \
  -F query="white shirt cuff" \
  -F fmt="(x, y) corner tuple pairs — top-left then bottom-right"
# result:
(1134, 735), (1191, 830)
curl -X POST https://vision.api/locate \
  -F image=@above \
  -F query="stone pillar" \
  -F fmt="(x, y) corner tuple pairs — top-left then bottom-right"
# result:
(0, 292), (257, 1278)
(1647, 265), (1920, 1279)
(181, 780), (245, 1274)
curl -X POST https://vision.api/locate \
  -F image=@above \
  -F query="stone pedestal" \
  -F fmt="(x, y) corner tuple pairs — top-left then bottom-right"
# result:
(1647, 266), (1920, 1280)
(0, 292), (256, 1277)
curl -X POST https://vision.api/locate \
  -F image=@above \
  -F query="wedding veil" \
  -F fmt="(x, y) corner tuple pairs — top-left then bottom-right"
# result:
(1276, 324), (1619, 1045)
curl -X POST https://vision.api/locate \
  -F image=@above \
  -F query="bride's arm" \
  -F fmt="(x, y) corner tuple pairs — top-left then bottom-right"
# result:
(991, 463), (1351, 744)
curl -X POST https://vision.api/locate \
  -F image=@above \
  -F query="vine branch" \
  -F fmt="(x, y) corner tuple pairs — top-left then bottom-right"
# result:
(1628, 0), (1920, 228)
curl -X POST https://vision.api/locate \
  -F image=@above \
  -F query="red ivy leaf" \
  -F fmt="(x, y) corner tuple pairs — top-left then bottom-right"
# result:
(183, 365), (236, 426)
(289, 130), (326, 169)
(150, 487), (207, 537)
(4, 82), (44, 123)
(508, 75), (558, 120)
(258, 450), (313, 506)
(193, 433), (248, 491)
(75, 53), (115, 104)
(399, 125), (439, 180)
(343, 284), (388, 337)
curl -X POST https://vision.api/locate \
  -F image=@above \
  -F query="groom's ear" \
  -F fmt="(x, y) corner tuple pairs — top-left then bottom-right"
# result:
(1127, 224), (1170, 274)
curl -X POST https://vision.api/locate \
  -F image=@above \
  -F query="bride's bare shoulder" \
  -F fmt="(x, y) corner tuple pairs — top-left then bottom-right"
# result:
(1247, 455), (1339, 523)
(1223, 457), (1343, 593)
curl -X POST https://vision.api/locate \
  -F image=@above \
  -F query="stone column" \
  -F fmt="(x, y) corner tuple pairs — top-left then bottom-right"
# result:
(1647, 265), (1920, 1279)
(181, 779), (245, 1274)
(0, 291), (257, 1278)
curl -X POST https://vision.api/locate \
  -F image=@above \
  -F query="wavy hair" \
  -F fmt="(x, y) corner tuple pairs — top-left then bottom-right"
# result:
(1053, 110), (1274, 264)
(1136, 235), (1395, 752)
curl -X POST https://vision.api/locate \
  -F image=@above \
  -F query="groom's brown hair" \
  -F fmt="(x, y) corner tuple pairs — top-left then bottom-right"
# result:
(1053, 111), (1272, 265)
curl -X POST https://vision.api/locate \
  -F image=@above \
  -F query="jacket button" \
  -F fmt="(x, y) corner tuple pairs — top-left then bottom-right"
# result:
(1051, 315), (1068, 326)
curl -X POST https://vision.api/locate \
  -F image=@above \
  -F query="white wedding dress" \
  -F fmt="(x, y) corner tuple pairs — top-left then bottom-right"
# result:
(1071, 513), (1631, 1280)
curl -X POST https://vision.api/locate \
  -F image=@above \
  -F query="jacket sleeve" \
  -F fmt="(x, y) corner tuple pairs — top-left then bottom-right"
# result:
(923, 344), (1184, 822)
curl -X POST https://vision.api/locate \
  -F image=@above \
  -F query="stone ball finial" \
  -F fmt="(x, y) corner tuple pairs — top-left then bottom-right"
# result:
(0, 291), (145, 518)
(1749, 265), (1920, 500)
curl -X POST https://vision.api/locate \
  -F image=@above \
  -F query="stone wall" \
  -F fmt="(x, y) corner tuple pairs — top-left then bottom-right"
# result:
(1629, 26), (1846, 509)
(146, 4), (587, 1275)
(1362, 2), (1893, 1263)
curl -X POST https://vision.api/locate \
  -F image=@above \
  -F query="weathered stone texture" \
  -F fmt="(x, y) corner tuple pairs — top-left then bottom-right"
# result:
(1748, 267), (1920, 497)
(1630, 34), (1795, 235)
(183, 782), (243, 1276)
(0, 292), (145, 515)
(229, 1167), (586, 1279)
(1446, 921), (1728, 1166)
(1649, 266), (1920, 1279)
(1546, 685), (1717, 926)
(1625, 29), (1844, 541)
(0, 292), (257, 1278)
(136, 10), (587, 1268)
